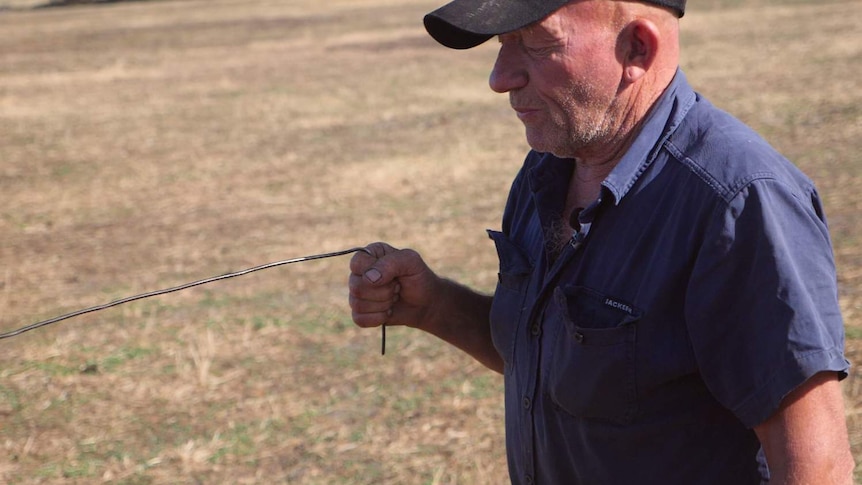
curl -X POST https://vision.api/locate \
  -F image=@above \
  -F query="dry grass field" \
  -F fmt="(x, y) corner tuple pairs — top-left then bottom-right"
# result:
(0, 0), (859, 483)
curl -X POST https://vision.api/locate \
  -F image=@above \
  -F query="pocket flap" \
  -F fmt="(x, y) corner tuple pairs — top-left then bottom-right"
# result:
(556, 285), (642, 330)
(487, 229), (532, 275)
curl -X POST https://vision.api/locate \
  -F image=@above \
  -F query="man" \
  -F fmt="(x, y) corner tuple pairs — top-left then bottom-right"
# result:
(348, 0), (855, 483)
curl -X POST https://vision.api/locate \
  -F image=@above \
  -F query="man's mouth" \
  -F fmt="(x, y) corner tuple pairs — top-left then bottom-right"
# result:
(513, 106), (541, 122)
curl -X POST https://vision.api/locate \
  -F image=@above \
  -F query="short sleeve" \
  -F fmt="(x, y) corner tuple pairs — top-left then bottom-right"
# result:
(684, 177), (849, 428)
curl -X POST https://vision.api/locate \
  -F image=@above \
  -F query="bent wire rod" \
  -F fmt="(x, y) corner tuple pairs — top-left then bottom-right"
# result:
(0, 246), (385, 354)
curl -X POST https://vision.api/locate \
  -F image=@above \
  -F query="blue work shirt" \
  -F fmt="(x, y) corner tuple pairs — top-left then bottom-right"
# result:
(488, 70), (849, 484)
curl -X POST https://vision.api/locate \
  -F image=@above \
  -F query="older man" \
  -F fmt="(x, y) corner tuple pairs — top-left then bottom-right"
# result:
(348, 0), (854, 483)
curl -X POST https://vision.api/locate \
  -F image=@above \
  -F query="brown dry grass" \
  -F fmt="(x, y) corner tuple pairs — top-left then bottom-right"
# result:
(0, 0), (859, 483)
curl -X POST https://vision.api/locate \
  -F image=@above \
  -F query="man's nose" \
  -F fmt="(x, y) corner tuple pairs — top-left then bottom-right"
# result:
(489, 43), (527, 93)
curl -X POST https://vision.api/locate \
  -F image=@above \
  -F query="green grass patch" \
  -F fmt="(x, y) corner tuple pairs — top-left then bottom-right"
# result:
(845, 325), (862, 341)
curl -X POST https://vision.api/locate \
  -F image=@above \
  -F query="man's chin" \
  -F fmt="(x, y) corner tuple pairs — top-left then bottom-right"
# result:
(525, 135), (572, 159)
(524, 130), (551, 154)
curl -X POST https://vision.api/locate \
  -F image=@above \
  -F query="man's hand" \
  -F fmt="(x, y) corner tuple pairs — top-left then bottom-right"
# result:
(347, 242), (502, 372)
(348, 242), (441, 331)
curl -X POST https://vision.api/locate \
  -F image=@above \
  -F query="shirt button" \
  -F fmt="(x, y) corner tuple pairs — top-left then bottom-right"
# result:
(530, 324), (541, 336)
(574, 331), (585, 343)
(525, 475), (534, 484)
(523, 397), (531, 409)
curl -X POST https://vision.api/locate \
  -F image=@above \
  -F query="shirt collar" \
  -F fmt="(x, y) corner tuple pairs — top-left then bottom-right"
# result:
(601, 69), (696, 205)
(526, 69), (697, 205)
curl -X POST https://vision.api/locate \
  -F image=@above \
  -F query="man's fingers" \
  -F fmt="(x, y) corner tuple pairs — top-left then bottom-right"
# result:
(348, 242), (424, 330)
(348, 266), (400, 328)
(349, 242), (396, 276)
(348, 273), (398, 301)
(348, 291), (396, 315)
(358, 248), (427, 288)
(351, 309), (393, 329)
(363, 241), (397, 259)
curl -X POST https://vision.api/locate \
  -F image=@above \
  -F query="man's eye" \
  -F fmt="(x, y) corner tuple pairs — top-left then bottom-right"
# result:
(525, 45), (555, 57)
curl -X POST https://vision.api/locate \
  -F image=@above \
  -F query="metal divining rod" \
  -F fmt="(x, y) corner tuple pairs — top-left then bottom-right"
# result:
(0, 247), (385, 354)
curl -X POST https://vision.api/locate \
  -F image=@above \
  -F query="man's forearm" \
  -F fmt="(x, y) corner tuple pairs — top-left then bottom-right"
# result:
(416, 279), (502, 373)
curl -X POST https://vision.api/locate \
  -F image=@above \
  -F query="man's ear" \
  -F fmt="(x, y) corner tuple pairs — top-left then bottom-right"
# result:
(620, 19), (660, 82)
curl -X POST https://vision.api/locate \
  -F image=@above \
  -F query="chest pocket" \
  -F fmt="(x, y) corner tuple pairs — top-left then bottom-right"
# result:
(547, 285), (642, 424)
(487, 230), (533, 371)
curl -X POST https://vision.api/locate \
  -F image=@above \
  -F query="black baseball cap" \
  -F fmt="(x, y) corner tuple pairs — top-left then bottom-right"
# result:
(424, 0), (686, 49)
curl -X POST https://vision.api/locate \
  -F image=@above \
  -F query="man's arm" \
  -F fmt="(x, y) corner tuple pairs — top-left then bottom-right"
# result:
(753, 371), (855, 484)
(411, 276), (500, 372)
(348, 242), (503, 373)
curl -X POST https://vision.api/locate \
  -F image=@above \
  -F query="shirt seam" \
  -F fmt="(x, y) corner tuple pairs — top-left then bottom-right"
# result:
(730, 346), (847, 427)
(664, 140), (793, 205)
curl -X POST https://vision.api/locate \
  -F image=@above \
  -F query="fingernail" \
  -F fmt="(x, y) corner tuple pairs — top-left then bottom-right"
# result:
(364, 268), (382, 283)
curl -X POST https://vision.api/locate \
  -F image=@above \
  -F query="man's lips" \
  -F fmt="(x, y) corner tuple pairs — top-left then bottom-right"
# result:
(513, 106), (541, 122)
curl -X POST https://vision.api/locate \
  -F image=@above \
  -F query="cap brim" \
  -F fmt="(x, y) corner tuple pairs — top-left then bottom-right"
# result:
(423, 0), (571, 49)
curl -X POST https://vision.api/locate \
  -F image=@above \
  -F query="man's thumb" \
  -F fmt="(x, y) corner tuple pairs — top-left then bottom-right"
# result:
(363, 267), (384, 284)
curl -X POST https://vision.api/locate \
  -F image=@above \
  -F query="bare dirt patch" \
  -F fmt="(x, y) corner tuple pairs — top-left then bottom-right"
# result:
(1, 0), (859, 482)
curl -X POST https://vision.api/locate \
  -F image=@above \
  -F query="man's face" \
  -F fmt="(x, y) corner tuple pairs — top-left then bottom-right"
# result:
(489, 1), (624, 159)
